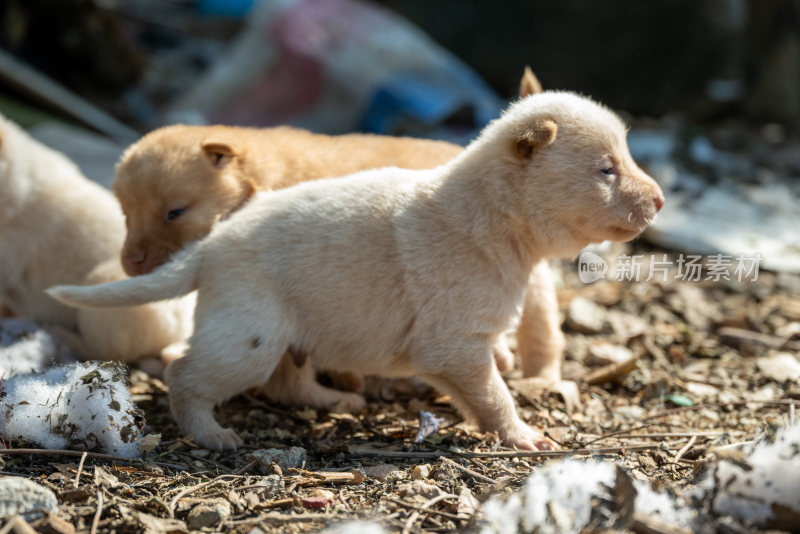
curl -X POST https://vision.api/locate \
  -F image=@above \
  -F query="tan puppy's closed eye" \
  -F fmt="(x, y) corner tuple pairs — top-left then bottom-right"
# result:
(49, 91), (664, 452)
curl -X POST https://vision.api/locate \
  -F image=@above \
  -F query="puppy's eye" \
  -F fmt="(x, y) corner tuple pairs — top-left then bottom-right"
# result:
(165, 208), (185, 222)
(601, 167), (614, 176)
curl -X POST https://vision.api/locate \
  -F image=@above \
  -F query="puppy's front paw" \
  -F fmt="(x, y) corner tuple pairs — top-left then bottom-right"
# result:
(331, 392), (366, 413)
(195, 428), (244, 451)
(502, 422), (559, 451)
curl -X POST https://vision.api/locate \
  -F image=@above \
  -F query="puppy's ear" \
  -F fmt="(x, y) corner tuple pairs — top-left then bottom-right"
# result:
(519, 66), (543, 98)
(201, 140), (237, 168)
(513, 119), (557, 160)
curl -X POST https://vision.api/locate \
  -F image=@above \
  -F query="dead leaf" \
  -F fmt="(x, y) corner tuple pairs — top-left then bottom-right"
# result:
(457, 487), (479, 520)
(94, 466), (121, 489)
(135, 512), (188, 534)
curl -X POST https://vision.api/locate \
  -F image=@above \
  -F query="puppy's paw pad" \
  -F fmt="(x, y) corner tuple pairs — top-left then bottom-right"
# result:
(503, 423), (559, 451)
(197, 428), (243, 451)
(332, 393), (367, 413)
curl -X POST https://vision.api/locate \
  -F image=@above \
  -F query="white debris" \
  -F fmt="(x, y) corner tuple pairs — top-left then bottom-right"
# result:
(0, 318), (75, 378)
(414, 410), (446, 443)
(0, 361), (145, 457)
(699, 423), (800, 529)
(479, 422), (800, 532)
(0, 478), (58, 520)
(480, 460), (693, 534)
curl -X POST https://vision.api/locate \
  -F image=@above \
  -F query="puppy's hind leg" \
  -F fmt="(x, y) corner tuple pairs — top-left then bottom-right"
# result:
(515, 260), (581, 411)
(165, 306), (291, 450)
(253, 355), (366, 412)
(516, 260), (565, 381)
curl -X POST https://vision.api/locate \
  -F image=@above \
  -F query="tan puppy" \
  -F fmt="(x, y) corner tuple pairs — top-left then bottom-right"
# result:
(49, 91), (664, 451)
(111, 68), (569, 389)
(0, 115), (191, 366)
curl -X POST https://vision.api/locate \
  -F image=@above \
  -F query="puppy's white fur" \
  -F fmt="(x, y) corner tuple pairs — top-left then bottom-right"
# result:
(49, 92), (664, 450)
(0, 115), (191, 365)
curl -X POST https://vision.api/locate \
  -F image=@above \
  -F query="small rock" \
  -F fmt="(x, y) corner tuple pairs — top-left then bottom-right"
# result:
(614, 405), (646, 420)
(686, 381), (720, 398)
(587, 342), (633, 365)
(247, 447), (306, 473)
(301, 489), (336, 510)
(186, 500), (231, 529)
(0, 478), (58, 520)
(363, 464), (401, 481)
(757, 352), (800, 383)
(410, 464), (431, 480)
(566, 297), (606, 334)
(398, 480), (442, 500)
(607, 311), (647, 341)
(135, 512), (189, 534)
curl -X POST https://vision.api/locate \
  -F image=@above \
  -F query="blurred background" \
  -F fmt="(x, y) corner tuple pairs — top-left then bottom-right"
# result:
(0, 0), (798, 272)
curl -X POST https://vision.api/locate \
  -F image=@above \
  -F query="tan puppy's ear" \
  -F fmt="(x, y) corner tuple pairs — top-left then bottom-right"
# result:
(201, 140), (237, 168)
(519, 66), (543, 97)
(513, 119), (557, 159)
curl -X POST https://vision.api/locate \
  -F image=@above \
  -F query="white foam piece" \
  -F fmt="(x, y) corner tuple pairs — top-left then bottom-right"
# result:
(0, 361), (144, 457)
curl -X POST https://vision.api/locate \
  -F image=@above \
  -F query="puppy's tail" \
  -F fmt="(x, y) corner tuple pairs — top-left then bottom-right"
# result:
(47, 246), (200, 309)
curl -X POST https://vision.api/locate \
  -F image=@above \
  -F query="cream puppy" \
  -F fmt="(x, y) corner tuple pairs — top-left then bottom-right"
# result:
(110, 68), (565, 386)
(0, 115), (191, 366)
(49, 92), (664, 451)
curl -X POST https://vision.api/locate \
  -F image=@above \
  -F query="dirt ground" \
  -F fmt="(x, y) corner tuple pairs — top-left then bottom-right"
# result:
(2, 240), (799, 533)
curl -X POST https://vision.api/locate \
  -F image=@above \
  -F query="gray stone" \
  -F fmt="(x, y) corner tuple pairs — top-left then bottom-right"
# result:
(0, 478), (58, 520)
(247, 447), (306, 473)
(363, 464), (401, 481)
(566, 297), (606, 334)
(186, 500), (231, 529)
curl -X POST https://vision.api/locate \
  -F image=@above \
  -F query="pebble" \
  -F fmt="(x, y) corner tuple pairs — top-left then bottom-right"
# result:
(247, 446), (306, 473)
(410, 464), (432, 480)
(587, 342), (633, 365)
(187, 499), (231, 529)
(757, 352), (800, 383)
(566, 297), (606, 334)
(0, 478), (58, 520)
(363, 464), (401, 481)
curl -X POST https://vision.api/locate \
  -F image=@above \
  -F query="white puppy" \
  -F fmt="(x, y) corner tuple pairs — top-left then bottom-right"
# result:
(49, 92), (664, 451)
(0, 115), (191, 367)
